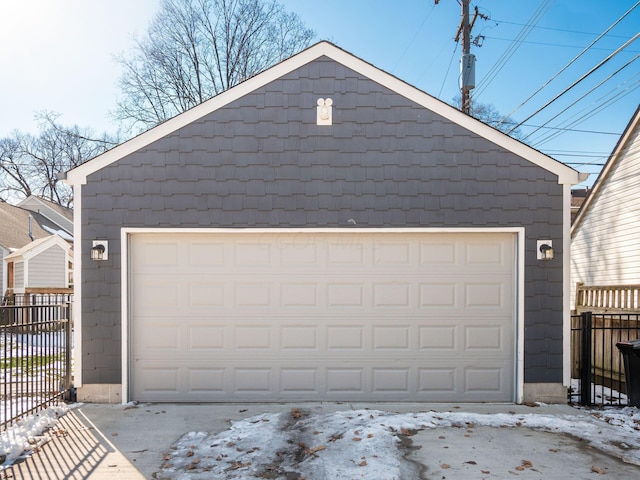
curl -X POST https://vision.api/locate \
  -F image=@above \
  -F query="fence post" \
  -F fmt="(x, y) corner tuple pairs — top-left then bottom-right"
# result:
(63, 302), (73, 399)
(580, 311), (593, 405)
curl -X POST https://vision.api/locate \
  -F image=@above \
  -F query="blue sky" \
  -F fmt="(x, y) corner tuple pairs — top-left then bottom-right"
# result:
(2, 0), (639, 187)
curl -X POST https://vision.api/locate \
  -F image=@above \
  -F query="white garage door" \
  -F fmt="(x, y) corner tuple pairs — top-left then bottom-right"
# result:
(129, 231), (516, 402)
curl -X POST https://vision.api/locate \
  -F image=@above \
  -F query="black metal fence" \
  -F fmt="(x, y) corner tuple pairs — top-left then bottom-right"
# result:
(1, 302), (73, 432)
(2, 293), (73, 306)
(570, 312), (640, 406)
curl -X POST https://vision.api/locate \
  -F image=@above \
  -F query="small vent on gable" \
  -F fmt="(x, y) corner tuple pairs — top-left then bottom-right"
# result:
(317, 98), (333, 125)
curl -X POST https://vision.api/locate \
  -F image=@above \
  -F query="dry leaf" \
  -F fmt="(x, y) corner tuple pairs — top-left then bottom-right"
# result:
(441, 464), (451, 469)
(352, 437), (362, 442)
(367, 433), (374, 438)
(591, 466), (606, 474)
(186, 451), (195, 457)
(515, 466), (525, 471)
(291, 408), (302, 419)
(481, 470), (490, 474)
(465, 461), (477, 465)
(359, 459), (368, 467)
(521, 460), (533, 468)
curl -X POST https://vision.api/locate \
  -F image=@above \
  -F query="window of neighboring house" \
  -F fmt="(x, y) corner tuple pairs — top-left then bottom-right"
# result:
(7, 262), (14, 289)
(68, 261), (73, 288)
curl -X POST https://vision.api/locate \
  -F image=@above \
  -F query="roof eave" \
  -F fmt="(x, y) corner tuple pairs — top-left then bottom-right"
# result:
(65, 41), (582, 186)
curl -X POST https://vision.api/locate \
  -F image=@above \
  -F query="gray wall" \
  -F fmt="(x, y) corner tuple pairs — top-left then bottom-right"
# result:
(81, 56), (564, 386)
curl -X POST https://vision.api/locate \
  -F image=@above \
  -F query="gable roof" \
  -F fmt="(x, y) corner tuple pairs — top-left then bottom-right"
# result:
(65, 41), (583, 186)
(17, 196), (73, 235)
(571, 104), (640, 234)
(0, 201), (58, 251)
(4, 234), (71, 261)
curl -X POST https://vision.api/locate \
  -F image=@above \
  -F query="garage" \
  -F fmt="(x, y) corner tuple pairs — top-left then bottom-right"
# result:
(67, 42), (580, 404)
(129, 230), (516, 402)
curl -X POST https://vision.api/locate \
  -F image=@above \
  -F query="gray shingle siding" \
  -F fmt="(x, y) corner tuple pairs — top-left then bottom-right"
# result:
(81, 56), (564, 386)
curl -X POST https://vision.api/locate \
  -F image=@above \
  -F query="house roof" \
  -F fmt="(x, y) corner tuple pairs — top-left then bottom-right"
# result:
(65, 41), (583, 186)
(16, 196), (73, 235)
(0, 201), (59, 251)
(4, 234), (71, 261)
(571, 104), (640, 234)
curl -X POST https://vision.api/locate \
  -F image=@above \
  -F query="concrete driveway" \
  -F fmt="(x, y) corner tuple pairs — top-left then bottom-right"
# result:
(4, 402), (640, 479)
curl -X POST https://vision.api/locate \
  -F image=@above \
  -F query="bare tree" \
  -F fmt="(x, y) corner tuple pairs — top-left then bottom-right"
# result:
(452, 94), (522, 139)
(0, 113), (117, 206)
(114, 0), (315, 132)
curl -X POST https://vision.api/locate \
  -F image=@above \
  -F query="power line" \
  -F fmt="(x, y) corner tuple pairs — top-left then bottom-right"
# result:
(562, 161), (607, 166)
(521, 52), (640, 141)
(439, 43), (459, 98)
(392, 4), (436, 73)
(530, 75), (640, 147)
(528, 67), (640, 146)
(509, 31), (640, 135)
(500, 0), (640, 129)
(499, 122), (620, 135)
(474, 0), (554, 99)
(485, 35), (640, 53)
(491, 18), (636, 39)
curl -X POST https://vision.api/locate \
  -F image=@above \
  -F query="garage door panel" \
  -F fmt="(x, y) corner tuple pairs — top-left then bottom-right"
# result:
(327, 325), (365, 350)
(465, 325), (506, 351)
(130, 232), (516, 402)
(280, 326), (319, 350)
(281, 369), (319, 393)
(188, 242), (226, 266)
(419, 325), (457, 350)
(189, 326), (225, 349)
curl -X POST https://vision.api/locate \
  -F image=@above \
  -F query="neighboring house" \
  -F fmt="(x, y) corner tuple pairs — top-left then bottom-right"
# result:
(4, 235), (72, 294)
(571, 105), (640, 309)
(64, 42), (585, 405)
(0, 199), (73, 296)
(17, 195), (74, 239)
(570, 188), (589, 224)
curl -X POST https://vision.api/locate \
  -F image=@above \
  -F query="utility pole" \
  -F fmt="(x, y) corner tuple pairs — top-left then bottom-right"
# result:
(436, 0), (486, 115)
(455, 0), (475, 114)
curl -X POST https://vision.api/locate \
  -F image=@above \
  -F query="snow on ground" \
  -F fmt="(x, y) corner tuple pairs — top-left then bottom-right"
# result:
(157, 406), (640, 480)
(0, 404), (69, 469)
(1, 402), (639, 476)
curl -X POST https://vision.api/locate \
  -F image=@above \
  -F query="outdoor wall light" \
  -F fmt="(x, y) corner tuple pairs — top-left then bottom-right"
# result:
(537, 240), (554, 261)
(91, 240), (108, 261)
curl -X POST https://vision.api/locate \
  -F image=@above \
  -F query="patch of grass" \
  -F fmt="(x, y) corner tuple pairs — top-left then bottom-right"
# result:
(1, 354), (63, 374)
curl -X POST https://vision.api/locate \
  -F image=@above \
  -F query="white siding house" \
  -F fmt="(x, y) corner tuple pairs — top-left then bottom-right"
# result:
(571, 106), (640, 309)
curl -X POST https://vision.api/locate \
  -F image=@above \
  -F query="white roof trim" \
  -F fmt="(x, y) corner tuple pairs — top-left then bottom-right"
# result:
(571, 105), (640, 235)
(65, 41), (581, 186)
(4, 234), (71, 261)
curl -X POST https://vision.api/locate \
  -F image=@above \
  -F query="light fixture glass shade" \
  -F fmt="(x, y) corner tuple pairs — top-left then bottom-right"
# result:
(539, 244), (554, 260)
(91, 244), (106, 260)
